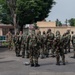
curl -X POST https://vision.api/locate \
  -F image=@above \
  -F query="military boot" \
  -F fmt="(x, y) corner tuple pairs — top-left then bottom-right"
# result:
(31, 63), (34, 67)
(34, 63), (40, 67)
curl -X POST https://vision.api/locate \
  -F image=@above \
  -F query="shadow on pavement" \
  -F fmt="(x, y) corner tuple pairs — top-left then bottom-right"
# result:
(40, 62), (54, 66)
(0, 47), (8, 53)
(0, 60), (15, 63)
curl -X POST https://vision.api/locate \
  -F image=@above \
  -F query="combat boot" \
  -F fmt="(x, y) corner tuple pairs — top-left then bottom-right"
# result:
(31, 64), (34, 67)
(63, 63), (65, 65)
(34, 64), (40, 67)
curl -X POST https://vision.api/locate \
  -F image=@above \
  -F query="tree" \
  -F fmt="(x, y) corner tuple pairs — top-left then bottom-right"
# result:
(56, 19), (62, 26)
(68, 18), (75, 26)
(17, 0), (55, 30)
(0, 0), (55, 31)
(6, 0), (17, 34)
(65, 19), (68, 26)
(0, 0), (13, 24)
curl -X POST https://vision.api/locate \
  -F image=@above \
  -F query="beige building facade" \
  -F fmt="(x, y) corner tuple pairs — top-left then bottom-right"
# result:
(37, 21), (75, 35)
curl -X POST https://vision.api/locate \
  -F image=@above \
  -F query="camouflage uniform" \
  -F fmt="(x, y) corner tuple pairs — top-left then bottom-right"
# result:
(54, 36), (65, 65)
(36, 31), (43, 58)
(21, 35), (27, 58)
(29, 34), (40, 67)
(67, 30), (71, 52)
(62, 33), (68, 54)
(46, 29), (55, 57)
(41, 31), (47, 58)
(6, 31), (13, 50)
(72, 34), (75, 58)
(52, 31), (61, 57)
(15, 31), (23, 56)
(26, 35), (31, 58)
(13, 34), (20, 56)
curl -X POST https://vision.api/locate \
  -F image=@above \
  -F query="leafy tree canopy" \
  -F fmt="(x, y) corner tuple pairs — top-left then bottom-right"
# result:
(68, 18), (75, 26)
(0, 0), (55, 28)
(17, 0), (55, 26)
(56, 19), (62, 26)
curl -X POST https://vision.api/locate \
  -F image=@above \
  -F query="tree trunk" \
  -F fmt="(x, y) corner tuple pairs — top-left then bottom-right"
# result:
(13, 13), (17, 35)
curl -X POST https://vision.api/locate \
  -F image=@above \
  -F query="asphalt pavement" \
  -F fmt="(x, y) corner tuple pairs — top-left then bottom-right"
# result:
(0, 48), (75, 75)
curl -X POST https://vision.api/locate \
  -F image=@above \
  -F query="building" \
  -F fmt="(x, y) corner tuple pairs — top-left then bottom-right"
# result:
(36, 21), (75, 35)
(36, 21), (56, 34)
(0, 24), (14, 36)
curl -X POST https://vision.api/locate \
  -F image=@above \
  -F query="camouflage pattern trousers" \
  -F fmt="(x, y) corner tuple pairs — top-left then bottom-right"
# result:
(29, 46), (39, 65)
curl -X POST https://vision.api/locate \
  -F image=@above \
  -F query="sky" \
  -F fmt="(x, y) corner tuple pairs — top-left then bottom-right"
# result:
(46, 0), (75, 24)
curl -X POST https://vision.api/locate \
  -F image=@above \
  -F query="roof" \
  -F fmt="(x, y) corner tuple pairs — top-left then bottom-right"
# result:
(37, 21), (56, 28)
(0, 24), (14, 28)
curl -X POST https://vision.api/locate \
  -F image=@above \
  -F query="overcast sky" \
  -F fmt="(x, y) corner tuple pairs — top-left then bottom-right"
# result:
(46, 0), (75, 23)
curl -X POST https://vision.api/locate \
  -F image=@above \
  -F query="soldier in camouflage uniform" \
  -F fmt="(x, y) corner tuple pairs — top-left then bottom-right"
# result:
(41, 31), (47, 58)
(21, 35), (27, 58)
(66, 30), (71, 53)
(52, 30), (61, 57)
(71, 32), (75, 58)
(6, 31), (13, 50)
(56, 31), (61, 38)
(29, 33), (40, 67)
(54, 36), (65, 65)
(25, 35), (31, 58)
(62, 32), (68, 54)
(36, 31), (43, 58)
(13, 32), (20, 56)
(18, 31), (23, 56)
(46, 29), (55, 57)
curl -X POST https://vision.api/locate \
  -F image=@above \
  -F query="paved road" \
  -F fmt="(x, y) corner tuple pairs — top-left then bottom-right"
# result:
(0, 48), (75, 75)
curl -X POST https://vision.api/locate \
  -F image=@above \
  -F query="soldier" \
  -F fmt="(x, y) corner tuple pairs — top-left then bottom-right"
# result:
(21, 35), (27, 58)
(54, 36), (65, 65)
(41, 31), (47, 58)
(29, 33), (40, 67)
(36, 31), (42, 58)
(6, 31), (13, 50)
(62, 32), (68, 54)
(46, 29), (55, 57)
(52, 30), (61, 57)
(18, 31), (23, 56)
(67, 30), (71, 53)
(13, 32), (20, 56)
(71, 32), (75, 58)
(56, 30), (61, 38)
(26, 35), (31, 58)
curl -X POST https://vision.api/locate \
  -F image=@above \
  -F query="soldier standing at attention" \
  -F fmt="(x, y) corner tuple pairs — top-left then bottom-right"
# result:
(36, 31), (42, 58)
(18, 31), (23, 56)
(66, 30), (71, 53)
(71, 32), (75, 58)
(46, 29), (55, 57)
(52, 30), (61, 57)
(29, 33), (40, 67)
(26, 35), (31, 58)
(13, 32), (20, 56)
(62, 32), (68, 54)
(42, 31), (47, 58)
(21, 35), (27, 58)
(54, 36), (65, 65)
(6, 31), (13, 50)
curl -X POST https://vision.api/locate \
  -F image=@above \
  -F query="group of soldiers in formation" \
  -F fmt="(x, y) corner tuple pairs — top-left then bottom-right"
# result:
(6, 29), (75, 67)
